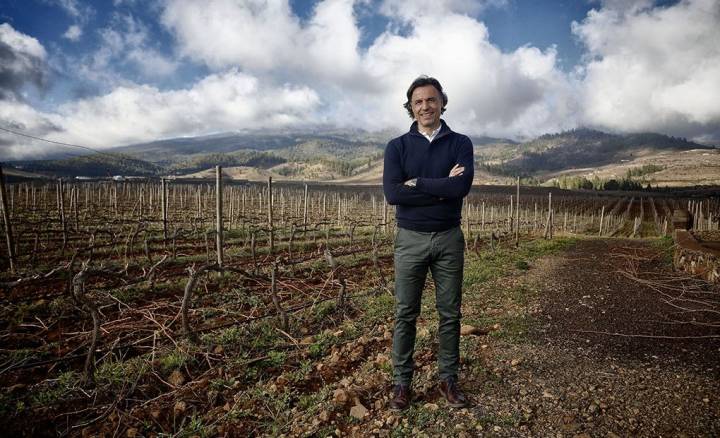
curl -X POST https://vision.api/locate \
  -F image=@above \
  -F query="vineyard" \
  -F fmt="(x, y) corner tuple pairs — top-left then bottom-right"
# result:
(0, 168), (719, 436)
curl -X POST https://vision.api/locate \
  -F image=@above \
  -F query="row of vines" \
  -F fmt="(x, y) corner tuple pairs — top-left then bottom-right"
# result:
(0, 166), (717, 435)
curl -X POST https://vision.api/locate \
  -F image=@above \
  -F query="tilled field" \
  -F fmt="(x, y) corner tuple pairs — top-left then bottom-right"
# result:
(1, 178), (718, 436)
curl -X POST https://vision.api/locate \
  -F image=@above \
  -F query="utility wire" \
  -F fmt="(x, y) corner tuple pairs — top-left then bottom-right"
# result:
(0, 125), (124, 161)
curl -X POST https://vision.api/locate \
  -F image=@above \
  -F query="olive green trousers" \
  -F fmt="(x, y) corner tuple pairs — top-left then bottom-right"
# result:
(392, 226), (464, 386)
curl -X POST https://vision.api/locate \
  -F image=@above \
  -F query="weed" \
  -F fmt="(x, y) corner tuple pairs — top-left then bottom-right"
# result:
(313, 301), (336, 320)
(308, 331), (339, 359)
(246, 319), (281, 350)
(360, 293), (394, 324)
(391, 404), (452, 434)
(477, 412), (522, 428)
(265, 350), (287, 368)
(158, 350), (190, 372)
(515, 259), (530, 270)
(288, 359), (313, 383)
(234, 289), (263, 307)
(209, 377), (236, 391)
(296, 393), (321, 415)
(650, 235), (675, 266)
(30, 370), (82, 406)
(49, 296), (74, 317)
(178, 415), (211, 437)
(201, 326), (246, 347)
(111, 285), (144, 303)
(95, 357), (148, 387)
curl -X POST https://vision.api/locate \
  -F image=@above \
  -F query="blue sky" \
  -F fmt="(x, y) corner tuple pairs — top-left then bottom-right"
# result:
(0, 0), (718, 159)
(1, 0), (595, 97)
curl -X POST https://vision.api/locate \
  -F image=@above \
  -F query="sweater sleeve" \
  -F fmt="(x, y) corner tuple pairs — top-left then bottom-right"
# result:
(414, 136), (474, 199)
(383, 141), (441, 206)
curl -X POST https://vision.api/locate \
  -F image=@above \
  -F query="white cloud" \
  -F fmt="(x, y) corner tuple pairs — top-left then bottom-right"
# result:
(5, 0), (720, 160)
(0, 23), (46, 60)
(63, 24), (83, 41)
(158, 0), (575, 139)
(379, 0), (507, 21)
(0, 69), (321, 159)
(50, 0), (94, 41)
(573, 0), (720, 140)
(54, 0), (83, 18)
(162, 0), (302, 70)
(77, 13), (179, 84)
(361, 13), (579, 138)
(0, 23), (48, 100)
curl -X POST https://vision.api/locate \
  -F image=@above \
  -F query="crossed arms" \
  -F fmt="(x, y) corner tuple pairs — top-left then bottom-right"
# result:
(382, 138), (474, 206)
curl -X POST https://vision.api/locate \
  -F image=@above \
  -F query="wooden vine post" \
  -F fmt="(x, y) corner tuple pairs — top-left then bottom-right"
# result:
(58, 179), (67, 250)
(0, 166), (15, 273)
(216, 166), (224, 266)
(383, 197), (388, 234)
(303, 183), (309, 230)
(544, 192), (553, 239)
(515, 176), (520, 246)
(161, 178), (168, 244)
(268, 176), (274, 254)
(270, 263), (288, 330)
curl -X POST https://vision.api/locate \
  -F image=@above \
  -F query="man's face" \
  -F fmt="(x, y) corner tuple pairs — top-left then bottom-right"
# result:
(411, 84), (442, 131)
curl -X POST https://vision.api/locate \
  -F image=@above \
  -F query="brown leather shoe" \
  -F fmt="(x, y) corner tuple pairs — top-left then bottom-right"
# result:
(438, 377), (467, 408)
(389, 384), (411, 411)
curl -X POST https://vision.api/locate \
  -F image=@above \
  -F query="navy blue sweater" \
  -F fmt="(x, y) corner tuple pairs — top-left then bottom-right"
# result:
(383, 120), (474, 232)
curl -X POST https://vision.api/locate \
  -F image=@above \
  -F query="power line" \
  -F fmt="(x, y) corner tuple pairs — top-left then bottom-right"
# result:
(0, 125), (121, 160)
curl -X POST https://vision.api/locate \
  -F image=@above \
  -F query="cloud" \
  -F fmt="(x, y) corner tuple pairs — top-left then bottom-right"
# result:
(358, 13), (578, 138)
(573, 0), (720, 141)
(0, 99), (66, 159)
(49, 0), (94, 42)
(55, 70), (320, 146)
(76, 13), (179, 85)
(159, 0), (575, 139)
(379, 0), (507, 21)
(63, 24), (83, 41)
(6, 0), (720, 160)
(0, 23), (48, 101)
(53, 0), (86, 19)
(0, 69), (321, 159)
(162, 0), (302, 70)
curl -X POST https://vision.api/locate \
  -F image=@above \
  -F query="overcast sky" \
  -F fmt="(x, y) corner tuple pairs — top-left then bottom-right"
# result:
(0, 0), (718, 159)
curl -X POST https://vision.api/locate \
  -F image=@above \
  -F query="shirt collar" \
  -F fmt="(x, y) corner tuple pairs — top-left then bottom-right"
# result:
(421, 124), (442, 142)
(410, 119), (450, 142)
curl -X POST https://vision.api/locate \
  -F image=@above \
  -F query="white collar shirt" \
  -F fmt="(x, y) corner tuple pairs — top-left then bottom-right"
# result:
(420, 125), (442, 143)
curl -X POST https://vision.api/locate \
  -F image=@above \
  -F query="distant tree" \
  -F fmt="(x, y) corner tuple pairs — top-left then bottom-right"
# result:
(603, 179), (620, 191)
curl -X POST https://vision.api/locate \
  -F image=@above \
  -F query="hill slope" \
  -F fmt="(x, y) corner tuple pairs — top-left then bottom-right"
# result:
(7, 128), (716, 187)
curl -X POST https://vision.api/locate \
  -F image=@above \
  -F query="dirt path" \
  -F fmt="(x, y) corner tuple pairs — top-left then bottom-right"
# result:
(282, 237), (720, 437)
(464, 237), (720, 437)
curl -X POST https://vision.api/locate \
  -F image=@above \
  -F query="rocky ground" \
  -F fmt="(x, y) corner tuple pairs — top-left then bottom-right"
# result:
(6, 236), (719, 437)
(278, 237), (720, 437)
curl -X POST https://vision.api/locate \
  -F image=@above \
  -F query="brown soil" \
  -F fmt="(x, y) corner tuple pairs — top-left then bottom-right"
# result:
(285, 237), (720, 437)
(513, 238), (720, 436)
(4, 237), (719, 436)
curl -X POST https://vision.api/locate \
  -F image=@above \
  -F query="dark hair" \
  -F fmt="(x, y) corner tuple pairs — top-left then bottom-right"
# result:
(403, 75), (448, 119)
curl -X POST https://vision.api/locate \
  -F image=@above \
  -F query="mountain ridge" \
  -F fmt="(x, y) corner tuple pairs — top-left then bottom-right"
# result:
(6, 128), (716, 187)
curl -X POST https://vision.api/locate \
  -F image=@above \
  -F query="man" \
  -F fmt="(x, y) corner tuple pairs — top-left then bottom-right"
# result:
(383, 75), (474, 410)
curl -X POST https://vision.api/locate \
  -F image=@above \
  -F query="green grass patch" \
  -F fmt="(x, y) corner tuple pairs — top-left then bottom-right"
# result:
(359, 293), (394, 325)
(29, 370), (81, 407)
(95, 356), (149, 387)
(650, 235), (675, 266)
(158, 349), (191, 373)
(464, 237), (576, 289)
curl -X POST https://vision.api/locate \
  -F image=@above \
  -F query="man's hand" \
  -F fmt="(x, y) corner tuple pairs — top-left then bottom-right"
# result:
(403, 178), (418, 187)
(449, 164), (464, 177)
